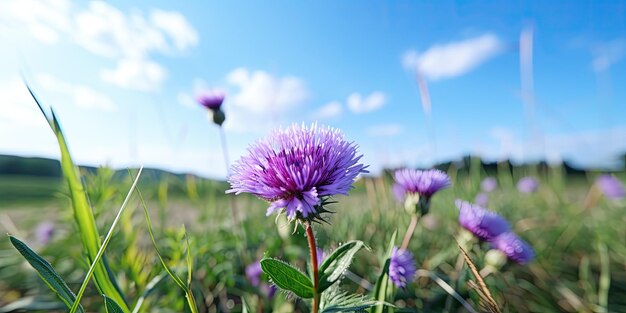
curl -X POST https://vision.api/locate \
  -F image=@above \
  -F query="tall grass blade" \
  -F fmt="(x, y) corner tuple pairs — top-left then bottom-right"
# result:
(103, 295), (126, 313)
(372, 230), (397, 313)
(135, 184), (199, 313)
(8, 236), (84, 312)
(69, 167), (143, 313)
(25, 82), (129, 311)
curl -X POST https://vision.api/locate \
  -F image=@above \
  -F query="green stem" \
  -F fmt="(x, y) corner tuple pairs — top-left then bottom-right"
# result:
(305, 222), (320, 313)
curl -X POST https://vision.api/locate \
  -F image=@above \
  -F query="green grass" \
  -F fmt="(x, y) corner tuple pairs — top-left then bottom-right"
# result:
(0, 175), (62, 206)
(1, 166), (625, 312)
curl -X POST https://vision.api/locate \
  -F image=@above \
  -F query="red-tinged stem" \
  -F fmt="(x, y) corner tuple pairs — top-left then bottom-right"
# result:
(305, 222), (320, 313)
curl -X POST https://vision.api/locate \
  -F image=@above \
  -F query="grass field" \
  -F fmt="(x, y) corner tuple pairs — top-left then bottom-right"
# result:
(1, 161), (625, 312)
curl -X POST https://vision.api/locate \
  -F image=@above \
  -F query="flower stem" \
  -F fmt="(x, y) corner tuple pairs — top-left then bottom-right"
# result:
(219, 126), (241, 227)
(305, 222), (320, 313)
(401, 214), (419, 250)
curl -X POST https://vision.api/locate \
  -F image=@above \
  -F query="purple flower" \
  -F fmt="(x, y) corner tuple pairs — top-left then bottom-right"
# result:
(196, 90), (225, 111)
(316, 248), (326, 268)
(481, 177), (497, 192)
(491, 232), (535, 265)
(245, 261), (263, 287)
(393, 168), (451, 201)
(227, 123), (367, 221)
(264, 284), (277, 299)
(35, 222), (54, 245)
(596, 175), (625, 199)
(456, 200), (510, 241)
(475, 192), (489, 207)
(517, 177), (539, 193)
(389, 247), (417, 288)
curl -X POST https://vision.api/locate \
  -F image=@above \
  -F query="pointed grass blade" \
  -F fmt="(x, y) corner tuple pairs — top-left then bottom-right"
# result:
(9, 236), (84, 312)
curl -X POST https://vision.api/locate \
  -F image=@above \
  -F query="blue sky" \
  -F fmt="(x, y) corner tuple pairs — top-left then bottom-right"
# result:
(1, 0), (625, 178)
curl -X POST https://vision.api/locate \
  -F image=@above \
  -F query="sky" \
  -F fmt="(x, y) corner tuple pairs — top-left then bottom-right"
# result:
(1, 0), (625, 178)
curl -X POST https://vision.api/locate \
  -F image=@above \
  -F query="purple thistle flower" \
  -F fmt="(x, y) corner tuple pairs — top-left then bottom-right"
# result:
(196, 89), (225, 111)
(227, 123), (368, 221)
(245, 261), (263, 287)
(456, 200), (510, 241)
(596, 175), (625, 199)
(389, 247), (417, 288)
(481, 177), (497, 192)
(491, 232), (535, 265)
(475, 192), (489, 207)
(517, 176), (539, 193)
(393, 168), (451, 201)
(35, 222), (54, 245)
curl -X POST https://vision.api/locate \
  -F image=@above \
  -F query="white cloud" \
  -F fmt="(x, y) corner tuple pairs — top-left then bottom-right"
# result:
(36, 73), (117, 111)
(313, 101), (342, 119)
(367, 124), (404, 137)
(100, 58), (167, 91)
(591, 39), (626, 72)
(0, 0), (71, 44)
(1, 1), (198, 92)
(226, 68), (309, 113)
(402, 34), (503, 80)
(347, 91), (386, 113)
(150, 9), (198, 52)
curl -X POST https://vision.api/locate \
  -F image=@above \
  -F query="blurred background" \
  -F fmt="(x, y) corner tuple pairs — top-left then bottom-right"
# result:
(1, 1), (626, 312)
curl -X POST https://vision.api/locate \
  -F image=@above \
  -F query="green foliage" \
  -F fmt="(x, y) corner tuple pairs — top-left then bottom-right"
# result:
(318, 240), (367, 292)
(372, 231), (396, 313)
(261, 258), (315, 298)
(8, 236), (84, 313)
(26, 83), (129, 311)
(104, 295), (126, 313)
(321, 286), (381, 313)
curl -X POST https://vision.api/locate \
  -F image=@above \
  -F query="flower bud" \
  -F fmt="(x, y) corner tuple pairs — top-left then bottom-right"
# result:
(485, 249), (507, 270)
(211, 109), (226, 126)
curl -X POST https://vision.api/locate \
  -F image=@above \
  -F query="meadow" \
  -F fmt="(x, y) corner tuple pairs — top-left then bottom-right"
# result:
(0, 88), (624, 313)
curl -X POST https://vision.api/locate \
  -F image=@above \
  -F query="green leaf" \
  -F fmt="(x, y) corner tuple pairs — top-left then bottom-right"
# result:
(371, 230), (397, 313)
(103, 295), (125, 313)
(8, 236), (84, 313)
(318, 241), (367, 292)
(24, 82), (129, 311)
(321, 285), (383, 313)
(260, 258), (314, 299)
(241, 297), (252, 313)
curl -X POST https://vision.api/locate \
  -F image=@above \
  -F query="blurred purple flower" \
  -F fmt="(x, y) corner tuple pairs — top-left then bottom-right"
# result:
(227, 123), (367, 221)
(389, 247), (417, 288)
(475, 192), (489, 207)
(481, 177), (497, 192)
(393, 168), (451, 201)
(456, 200), (510, 241)
(265, 284), (277, 299)
(491, 232), (535, 265)
(316, 247), (326, 268)
(245, 261), (263, 287)
(35, 222), (54, 245)
(596, 175), (625, 199)
(196, 90), (225, 111)
(517, 177), (539, 193)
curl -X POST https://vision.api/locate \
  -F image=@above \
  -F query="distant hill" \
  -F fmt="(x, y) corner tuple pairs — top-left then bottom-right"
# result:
(0, 155), (209, 183)
(0, 154), (600, 182)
